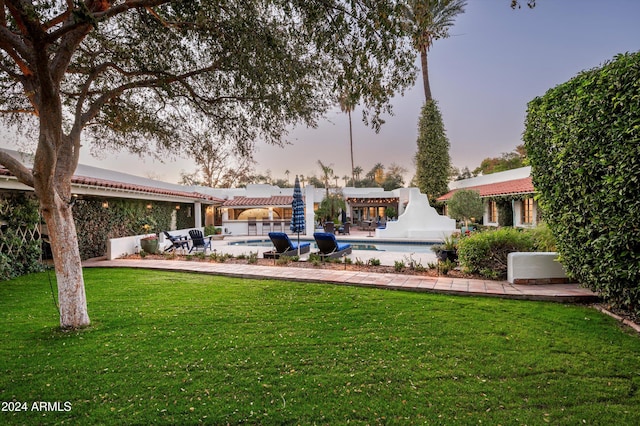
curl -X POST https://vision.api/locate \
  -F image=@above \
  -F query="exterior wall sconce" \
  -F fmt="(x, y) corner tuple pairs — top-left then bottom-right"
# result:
(175, 205), (181, 210)
(102, 201), (109, 208)
(146, 203), (152, 209)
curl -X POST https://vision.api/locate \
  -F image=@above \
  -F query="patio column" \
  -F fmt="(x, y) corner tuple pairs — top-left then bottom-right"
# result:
(194, 202), (202, 229)
(304, 185), (315, 236)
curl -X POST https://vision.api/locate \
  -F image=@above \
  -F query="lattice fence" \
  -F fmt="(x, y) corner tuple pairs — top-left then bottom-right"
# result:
(0, 199), (40, 251)
(0, 194), (43, 280)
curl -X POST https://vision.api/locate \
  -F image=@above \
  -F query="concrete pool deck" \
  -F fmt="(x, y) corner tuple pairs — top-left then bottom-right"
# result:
(213, 229), (442, 267)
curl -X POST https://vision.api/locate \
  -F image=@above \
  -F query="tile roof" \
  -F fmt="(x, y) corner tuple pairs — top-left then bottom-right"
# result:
(0, 167), (223, 203)
(437, 177), (535, 202)
(223, 195), (296, 207)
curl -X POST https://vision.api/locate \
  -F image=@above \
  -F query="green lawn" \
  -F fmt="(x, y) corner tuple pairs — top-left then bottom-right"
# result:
(1, 269), (639, 425)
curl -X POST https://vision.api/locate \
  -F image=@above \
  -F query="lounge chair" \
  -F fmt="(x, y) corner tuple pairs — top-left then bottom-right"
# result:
(313, 232), (352, 259)
(163, 231), (189, 252)
(188, 229), (212, 253)
(263, 232), (310, 258)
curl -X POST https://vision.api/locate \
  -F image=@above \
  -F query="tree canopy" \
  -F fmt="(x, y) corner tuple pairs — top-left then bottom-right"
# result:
(473, 145), (527, 175)
(447, 189), (483, 226)
(0, 1), (416, 329)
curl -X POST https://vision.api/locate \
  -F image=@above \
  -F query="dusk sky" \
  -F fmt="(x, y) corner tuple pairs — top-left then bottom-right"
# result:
(4, 1), (640, 185)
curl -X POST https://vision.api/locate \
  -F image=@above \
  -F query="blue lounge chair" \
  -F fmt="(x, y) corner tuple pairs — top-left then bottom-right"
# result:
(313, 232), (352, 259)
(264, 232), (311, 258)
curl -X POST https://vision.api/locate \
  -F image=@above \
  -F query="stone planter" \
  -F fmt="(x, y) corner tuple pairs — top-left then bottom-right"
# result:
(140, 237), (159, 254)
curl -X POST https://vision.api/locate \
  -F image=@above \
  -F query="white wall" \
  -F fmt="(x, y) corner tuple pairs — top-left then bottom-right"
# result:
(106, 228), (201, 260)
(449, 167), (531, 190)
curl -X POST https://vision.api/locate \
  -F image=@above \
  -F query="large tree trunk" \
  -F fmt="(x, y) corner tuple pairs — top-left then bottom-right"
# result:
(420, 47), (432, 102)
(33, 102), (90, 330)
(41, 198), (90, 329)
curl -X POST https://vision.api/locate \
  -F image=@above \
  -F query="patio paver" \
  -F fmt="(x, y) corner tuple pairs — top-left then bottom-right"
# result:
(83, 258), (599, 303)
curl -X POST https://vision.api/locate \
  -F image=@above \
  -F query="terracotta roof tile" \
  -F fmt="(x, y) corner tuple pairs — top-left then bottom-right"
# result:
(223, 195), (296, 207)
(0, 167), (223, 203)
(437, 177), (534, 202)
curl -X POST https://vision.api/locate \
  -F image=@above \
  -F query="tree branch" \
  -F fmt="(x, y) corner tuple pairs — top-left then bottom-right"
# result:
(0, 149), (34, 187)
(0, 24), (34, 76)
(77, 62), (230, 127)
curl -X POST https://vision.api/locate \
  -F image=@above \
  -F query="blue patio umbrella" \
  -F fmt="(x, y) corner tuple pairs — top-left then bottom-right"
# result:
(290, 175), (305, 255)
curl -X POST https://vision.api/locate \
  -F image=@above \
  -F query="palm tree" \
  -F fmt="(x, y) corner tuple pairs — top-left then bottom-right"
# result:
(285, 169), (290, 185)
(405, 0), (467, 101)
(353, 166), (363, 182)
(317, 160), (334, 198)
(371, 163), (385, 185)
(339, 92), (357, 183)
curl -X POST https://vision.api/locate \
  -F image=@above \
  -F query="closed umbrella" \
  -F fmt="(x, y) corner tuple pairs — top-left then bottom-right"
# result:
(290, 175), (305, 256)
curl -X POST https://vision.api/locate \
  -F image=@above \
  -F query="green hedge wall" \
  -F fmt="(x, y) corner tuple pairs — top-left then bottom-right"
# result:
(74, 199), (183, 260)
(524, 51), (640, 313)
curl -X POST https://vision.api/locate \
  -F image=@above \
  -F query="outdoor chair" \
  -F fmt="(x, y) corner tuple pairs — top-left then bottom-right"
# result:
(188, 229), (212, 253)
(313, 232), (352, 259)
(323, 221), (335, 234)
(263, 232), (310, 258)
(163, 231), (189, 252)
(337, 222), (350, 235)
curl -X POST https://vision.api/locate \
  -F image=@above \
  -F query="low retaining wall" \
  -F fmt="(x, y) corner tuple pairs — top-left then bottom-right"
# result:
(106, 228), (200, 260)
(507, 252), (573, 284)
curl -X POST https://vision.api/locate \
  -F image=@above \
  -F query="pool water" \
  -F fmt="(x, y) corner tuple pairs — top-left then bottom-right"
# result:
(228, 239), (437, 254)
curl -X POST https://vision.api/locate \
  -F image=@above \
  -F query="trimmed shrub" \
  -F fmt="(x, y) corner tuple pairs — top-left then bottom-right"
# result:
(524, 51), (640, 313)
(528, 223), (556, 252)
(457, 228), (534, 280)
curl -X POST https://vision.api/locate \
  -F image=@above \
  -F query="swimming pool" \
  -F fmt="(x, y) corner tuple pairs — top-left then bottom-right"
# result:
(227, 239), (437, 254)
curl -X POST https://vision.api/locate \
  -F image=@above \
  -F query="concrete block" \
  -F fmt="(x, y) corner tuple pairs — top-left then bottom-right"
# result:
(507, 252), (570, 284)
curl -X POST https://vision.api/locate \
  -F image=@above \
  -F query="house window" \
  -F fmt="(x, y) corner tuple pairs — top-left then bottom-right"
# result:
(488, 201), (498, 223)
(522, 198), (534, 225)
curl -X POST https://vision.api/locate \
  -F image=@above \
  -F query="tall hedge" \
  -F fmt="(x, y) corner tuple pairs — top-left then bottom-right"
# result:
(414, 100), (451, 204)
(524, 52), (640, 313)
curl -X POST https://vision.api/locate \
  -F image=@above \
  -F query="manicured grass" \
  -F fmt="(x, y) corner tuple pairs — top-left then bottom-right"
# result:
(1, 269), (640, 425)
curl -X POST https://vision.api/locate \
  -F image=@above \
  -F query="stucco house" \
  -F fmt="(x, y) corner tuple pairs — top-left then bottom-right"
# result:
(437, 167), (539, 228)
(0, 149), (223, 261)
